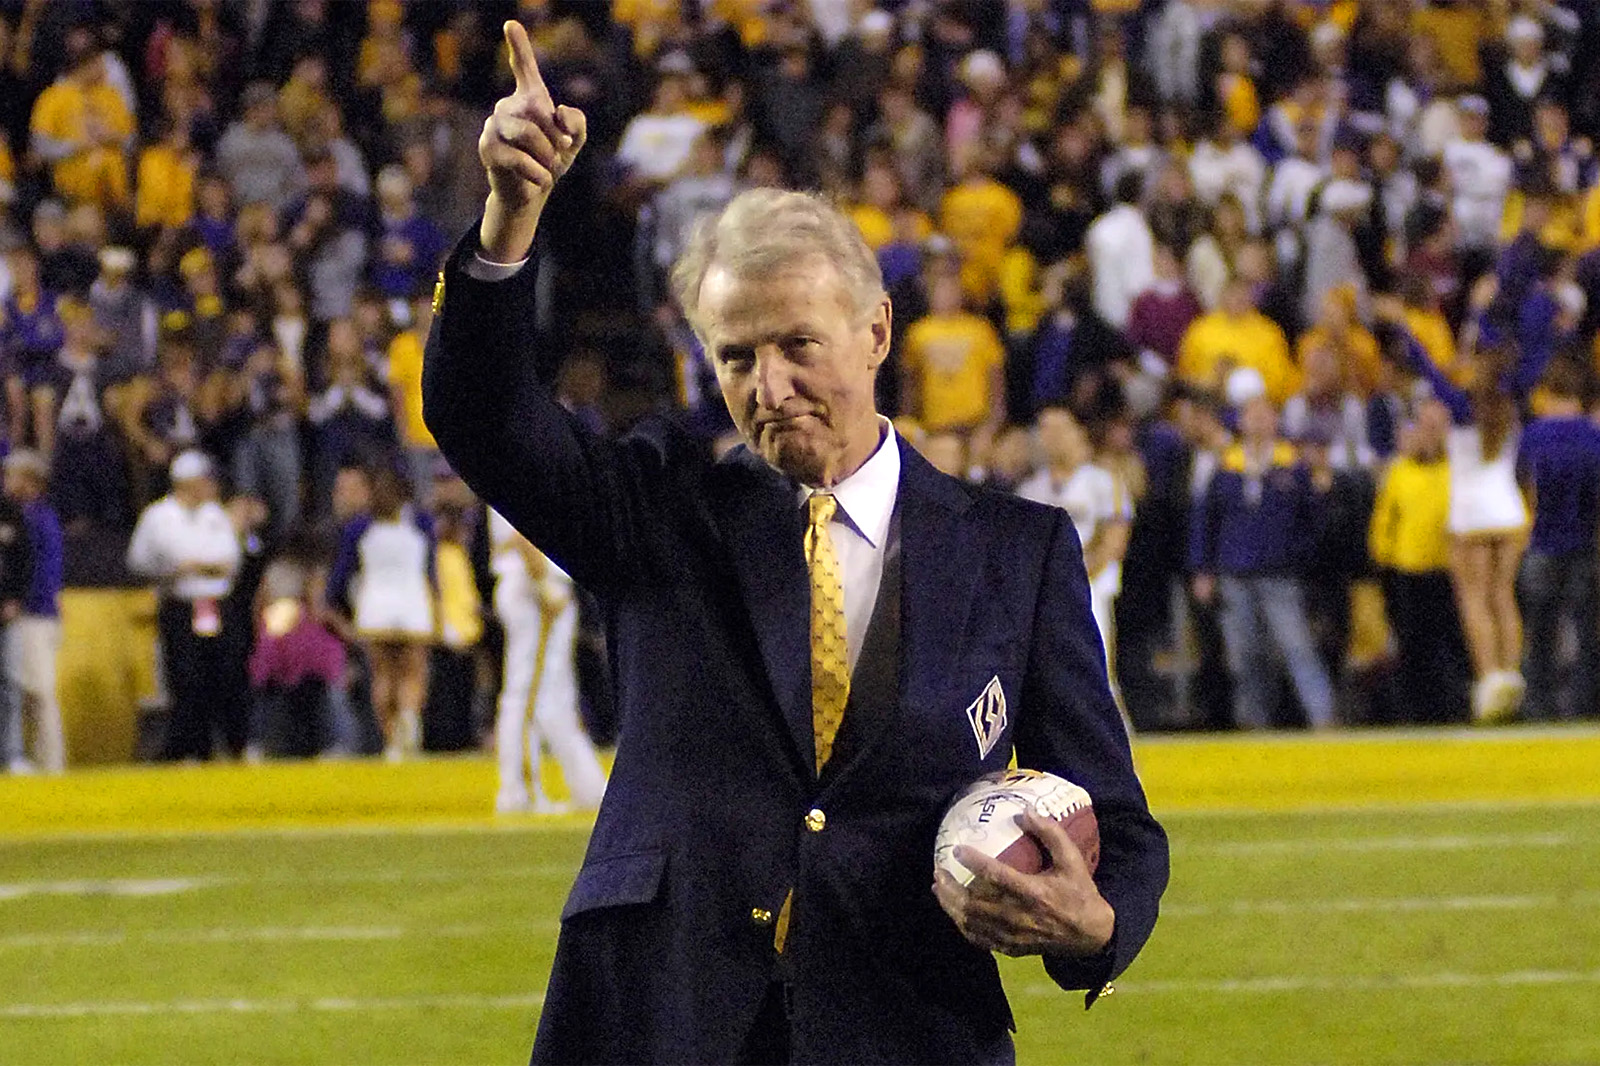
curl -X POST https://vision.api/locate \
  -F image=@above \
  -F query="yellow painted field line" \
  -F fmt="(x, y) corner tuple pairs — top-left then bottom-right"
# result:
(0, 728), (1596, 838)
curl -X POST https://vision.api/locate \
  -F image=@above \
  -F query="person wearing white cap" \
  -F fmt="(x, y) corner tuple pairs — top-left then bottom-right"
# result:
(1487, 16), (1567, 148)
(126, 450), (244, 760)
(1301, 177), (1373, 327)
(1443, 95), (1512, 258)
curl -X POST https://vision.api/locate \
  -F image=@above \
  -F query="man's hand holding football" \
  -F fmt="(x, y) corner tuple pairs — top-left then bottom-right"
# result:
(478, 20), (587, 263)
(932, 809), (1115, 959)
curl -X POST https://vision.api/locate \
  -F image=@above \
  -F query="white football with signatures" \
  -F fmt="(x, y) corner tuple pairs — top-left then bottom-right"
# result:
(934, 769), (1099, 887)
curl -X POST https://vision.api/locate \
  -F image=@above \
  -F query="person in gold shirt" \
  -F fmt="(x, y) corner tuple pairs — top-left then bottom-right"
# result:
(1176, 277), (1300, 405)
(1369, 400), (1469, 722)
(387, 293), (438, 503)
(847, 162), (932, 253)
(901, 268), (1006, 434)
(938, 148), (1023, 305)
(135, 116), (197, 232)
(1296, 287), (1383, 398)
(29, 37), (134, 209)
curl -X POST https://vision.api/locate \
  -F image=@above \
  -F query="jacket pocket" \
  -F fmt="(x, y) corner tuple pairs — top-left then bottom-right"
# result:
(560, 849), (668, 921)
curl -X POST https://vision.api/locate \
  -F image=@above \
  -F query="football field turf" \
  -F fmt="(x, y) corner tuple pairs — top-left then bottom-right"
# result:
(1, 728), (1597, 1065)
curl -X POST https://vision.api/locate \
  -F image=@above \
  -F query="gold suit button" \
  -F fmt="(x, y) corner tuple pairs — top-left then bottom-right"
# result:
(750, 908), (773, 926)
(804, 808), (826, 832)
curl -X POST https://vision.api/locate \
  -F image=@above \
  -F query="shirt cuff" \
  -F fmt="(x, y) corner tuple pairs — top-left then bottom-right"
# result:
(463, 253), (529, 282)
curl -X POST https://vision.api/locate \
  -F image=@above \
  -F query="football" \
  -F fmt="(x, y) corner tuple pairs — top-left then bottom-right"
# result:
(934, 769), (1100, 886)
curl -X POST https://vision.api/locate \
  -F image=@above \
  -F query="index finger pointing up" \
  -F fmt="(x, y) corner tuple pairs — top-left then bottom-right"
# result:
(505, 20), (552, 106)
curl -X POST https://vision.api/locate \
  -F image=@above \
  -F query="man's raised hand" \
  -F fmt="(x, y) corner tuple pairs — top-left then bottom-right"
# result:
(477, 20), (588, 263)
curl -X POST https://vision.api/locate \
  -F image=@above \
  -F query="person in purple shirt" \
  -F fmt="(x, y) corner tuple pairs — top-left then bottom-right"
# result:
(369, 165), (446, 304)
(1, 452), (50, 772)
(1516, 360), (1600, 719)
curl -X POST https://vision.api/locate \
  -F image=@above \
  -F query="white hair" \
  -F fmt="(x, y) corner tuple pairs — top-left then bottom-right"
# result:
(670, 188), (885, 337)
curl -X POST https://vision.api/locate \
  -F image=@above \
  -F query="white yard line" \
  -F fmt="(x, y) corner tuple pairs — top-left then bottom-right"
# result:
(1022, 969), (1600, 996)
(0, 921), (558, 950)
(1161, 891), (1600, 918)
(1185, 831), (1573, 855)
(0, 991), (547, 1020)
(0, 865), (577, 901)
(9, 968), (1600, 1019)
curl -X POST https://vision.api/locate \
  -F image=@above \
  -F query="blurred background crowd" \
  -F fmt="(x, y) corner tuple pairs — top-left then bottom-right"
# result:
(3, 0), (1600, 774)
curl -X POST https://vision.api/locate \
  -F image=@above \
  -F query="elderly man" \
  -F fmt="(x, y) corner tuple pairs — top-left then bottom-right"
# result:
(126, 451), (244, 761)
(424, 23), (1166, 1065)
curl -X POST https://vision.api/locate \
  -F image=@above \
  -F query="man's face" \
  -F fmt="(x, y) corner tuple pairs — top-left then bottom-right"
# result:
(700, 257), (889, 487)
(1240, 397), (1278, 443)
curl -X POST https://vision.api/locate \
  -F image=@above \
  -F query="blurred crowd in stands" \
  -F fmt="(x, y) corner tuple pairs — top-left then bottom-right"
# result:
(4, 0), (1600, 772)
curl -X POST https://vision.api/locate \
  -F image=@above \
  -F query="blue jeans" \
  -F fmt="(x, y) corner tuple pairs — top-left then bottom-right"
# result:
(1218, 575), (1336, 729)
(1518, 551), (1600, 719)
(0, 622), (18, 764)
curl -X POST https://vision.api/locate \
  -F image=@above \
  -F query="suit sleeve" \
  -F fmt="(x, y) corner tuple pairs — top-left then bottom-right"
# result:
(1015, 509), (1170, 1006)
(421, 231), (678, 596)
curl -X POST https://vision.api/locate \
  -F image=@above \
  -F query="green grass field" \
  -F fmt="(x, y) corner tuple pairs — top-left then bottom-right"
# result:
(1, 730), (1598, 1065)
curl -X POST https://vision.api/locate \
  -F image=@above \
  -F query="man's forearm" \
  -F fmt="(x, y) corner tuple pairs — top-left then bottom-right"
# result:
(480, 191), (542, 264)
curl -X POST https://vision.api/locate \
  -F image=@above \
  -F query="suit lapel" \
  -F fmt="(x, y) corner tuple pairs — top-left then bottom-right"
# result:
(895, 440), (980, 746)
(717, 448), (815, 775)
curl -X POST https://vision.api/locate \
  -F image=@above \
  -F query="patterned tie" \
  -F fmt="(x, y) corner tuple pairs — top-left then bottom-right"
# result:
(805, 492), (850, 772)
(775, 493), (852, 955)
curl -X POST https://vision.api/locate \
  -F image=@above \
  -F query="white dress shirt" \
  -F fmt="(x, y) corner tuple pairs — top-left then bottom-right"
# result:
(800, 420), (900, 675)
(126, 496), (242, 601)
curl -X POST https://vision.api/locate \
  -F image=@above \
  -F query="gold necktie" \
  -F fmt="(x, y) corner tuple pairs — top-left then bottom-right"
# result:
(776, 493), (851, 954)
(805, 493), (850, 772)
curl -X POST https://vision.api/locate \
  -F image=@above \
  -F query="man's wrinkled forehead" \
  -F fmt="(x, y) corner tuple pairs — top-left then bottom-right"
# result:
(697, 257), (854, 336)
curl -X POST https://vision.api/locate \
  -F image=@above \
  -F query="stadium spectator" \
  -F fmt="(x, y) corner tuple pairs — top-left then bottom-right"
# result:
(1085, 171), (1155, 333)
(88, 246), (155, 382)
(370, 164), (444, 307)
(28, 27), (133, 210)
(125, 450), (243, 761)
(1176, 276), (1300, 406)
(282, 146), (371, 322)
(307, 319), (391, 510)
(1189, 393), (1335, 730)
(899, 265), (1005, 435)
(1514, 359), (1600, 720)
(231, 338), (305, 548)
(216, 81), (304, 212)
(1370, 400), (1469, 723)
(424, 473), (481, 753)
(327, 466), (433, 762)
(1281, 341), (1376, 472)
(1125, 243), (1201, 368)
(0, 466), (32, 774)
(3, 450), (62, 774)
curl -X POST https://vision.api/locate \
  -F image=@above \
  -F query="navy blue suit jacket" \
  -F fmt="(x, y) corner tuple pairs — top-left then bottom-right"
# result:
(422, 238), (1169, 1065)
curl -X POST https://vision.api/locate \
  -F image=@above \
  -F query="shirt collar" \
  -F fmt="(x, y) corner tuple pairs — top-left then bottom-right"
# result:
(800, 417), (899, 549)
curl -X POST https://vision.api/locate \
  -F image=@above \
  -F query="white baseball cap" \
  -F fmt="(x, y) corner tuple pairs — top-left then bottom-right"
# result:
(170, 450), (214, 483)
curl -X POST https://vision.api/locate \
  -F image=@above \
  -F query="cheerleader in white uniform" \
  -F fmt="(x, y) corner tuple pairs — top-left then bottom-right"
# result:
(490, 509), (606, 814)
(329, 468), (437, 759)
(1016, 408), (1133, 706)
(1387, 301), (1528, 720)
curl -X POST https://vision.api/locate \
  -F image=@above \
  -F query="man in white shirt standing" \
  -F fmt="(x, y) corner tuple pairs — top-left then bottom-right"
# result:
(127, 451), (243, 761)
(490, 508), (606, 814)
(1442, 96), (1511, 265)
(1017, 408), (1133, 706)
(1085, 171), (1156, 333)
